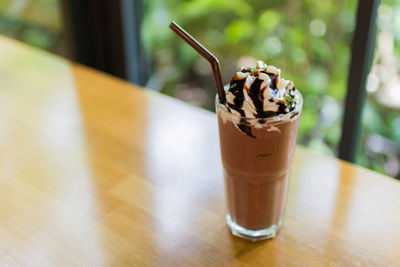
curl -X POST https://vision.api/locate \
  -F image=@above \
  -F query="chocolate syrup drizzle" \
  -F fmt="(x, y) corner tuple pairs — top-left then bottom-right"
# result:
(226, 67), (298, 138)
(226, 78), (246, 117)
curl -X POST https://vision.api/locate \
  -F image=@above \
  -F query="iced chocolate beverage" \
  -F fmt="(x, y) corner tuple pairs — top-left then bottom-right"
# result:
(217, 60), (302, 241)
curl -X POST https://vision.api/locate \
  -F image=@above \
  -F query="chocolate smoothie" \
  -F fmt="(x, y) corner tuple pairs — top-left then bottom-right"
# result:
(216, 61), (302, 241)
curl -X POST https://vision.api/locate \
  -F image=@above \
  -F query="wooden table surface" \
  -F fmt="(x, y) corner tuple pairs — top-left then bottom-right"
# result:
(1, 36), (400, 266)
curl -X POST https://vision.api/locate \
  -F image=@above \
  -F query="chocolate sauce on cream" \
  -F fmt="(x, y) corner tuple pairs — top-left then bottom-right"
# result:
(224, 61), (299, 137)
(226, 79), (246, 117)
(248, 78), (265, 117)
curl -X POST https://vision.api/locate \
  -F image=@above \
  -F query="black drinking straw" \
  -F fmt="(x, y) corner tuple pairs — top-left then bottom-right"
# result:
(169, 21), (226, 104)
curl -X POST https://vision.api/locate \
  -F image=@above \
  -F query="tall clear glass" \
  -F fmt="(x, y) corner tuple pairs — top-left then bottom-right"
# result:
(216, 91), (303, 241)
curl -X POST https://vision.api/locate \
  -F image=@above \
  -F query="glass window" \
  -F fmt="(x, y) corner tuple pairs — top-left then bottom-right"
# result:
(0, 0), (65, 56)
(141, 0), (357, 156)
(358, 0), (400, 178)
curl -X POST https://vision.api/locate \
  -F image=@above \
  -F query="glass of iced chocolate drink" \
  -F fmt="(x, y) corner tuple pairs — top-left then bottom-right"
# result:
(168, 21), (302, 242)
(216, 60), (302, 241)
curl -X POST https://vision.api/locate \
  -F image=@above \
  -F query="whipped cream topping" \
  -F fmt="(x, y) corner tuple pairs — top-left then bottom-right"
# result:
(225, 60), (298, 119)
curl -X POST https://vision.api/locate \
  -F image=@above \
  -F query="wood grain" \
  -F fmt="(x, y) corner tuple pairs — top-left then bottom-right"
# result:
(1, 35), (400, 266)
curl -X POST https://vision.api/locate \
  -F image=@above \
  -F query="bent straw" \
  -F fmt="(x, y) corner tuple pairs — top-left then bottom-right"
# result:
(169, 21), (226, 104)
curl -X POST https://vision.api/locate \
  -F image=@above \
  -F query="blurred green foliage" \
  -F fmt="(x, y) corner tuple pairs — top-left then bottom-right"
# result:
(0, 0), (63, 55)
(356, 0), (400, 178)
(142, 0), (357, 150)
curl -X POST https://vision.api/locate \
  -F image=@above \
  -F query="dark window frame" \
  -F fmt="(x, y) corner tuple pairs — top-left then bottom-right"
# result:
(61, 0), (149, 85)
(339, 0), (380, 162)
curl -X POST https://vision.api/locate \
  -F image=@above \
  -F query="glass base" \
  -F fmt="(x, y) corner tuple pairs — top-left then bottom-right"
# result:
(226, 214), (282, 242)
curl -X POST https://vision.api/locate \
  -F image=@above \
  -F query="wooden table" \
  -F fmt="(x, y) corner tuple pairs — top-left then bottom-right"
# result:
(1, 36), (400, 266)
